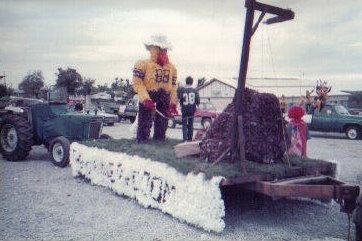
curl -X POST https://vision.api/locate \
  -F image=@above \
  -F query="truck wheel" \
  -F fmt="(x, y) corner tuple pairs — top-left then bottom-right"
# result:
(49, 136), (70, 168)
(168, 118), (176, 128)
(129, 117), (136, 123)
(345, 126), (360, 140)
(201, 118), (212, 129)
(0, 114), (32, 161)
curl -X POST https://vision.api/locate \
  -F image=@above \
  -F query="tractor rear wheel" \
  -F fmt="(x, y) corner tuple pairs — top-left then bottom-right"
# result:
(0, 114), (33, 161)
(49, 136), (70, 168)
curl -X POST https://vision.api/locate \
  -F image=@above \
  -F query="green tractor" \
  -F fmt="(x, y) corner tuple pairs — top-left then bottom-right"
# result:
(0, 86), (105, 167)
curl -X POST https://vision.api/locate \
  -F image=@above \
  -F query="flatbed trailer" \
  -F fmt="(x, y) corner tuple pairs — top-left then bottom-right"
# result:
(221, 171), (360, 240)
(220, 157), (359, 213)
(76, 138), (361, 239)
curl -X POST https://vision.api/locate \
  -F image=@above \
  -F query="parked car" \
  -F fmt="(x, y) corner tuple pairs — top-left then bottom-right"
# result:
(118, 97), (138, 123)
(168, 102), (218, 129)
(83, 105), (119, 126)
(304, 104), (362, 140)
(0, 96), (44, 108)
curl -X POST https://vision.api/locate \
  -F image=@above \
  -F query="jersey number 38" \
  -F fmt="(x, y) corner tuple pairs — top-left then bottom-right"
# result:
(183, 92), (195, 105)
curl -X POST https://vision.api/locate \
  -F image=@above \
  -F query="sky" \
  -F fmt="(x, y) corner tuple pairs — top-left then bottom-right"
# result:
(1, 0), (362, 95)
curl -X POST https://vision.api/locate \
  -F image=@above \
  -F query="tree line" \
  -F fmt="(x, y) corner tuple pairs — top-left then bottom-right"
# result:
(0, 68), (134, 99)
(1, 68), (208, 100)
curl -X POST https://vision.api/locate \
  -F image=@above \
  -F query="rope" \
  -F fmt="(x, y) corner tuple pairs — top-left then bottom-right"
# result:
(154, 108), (195, 121)
(266, 28), (291, 168)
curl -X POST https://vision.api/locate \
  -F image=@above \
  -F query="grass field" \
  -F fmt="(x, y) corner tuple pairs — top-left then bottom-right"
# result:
(80, 138), (336, 180)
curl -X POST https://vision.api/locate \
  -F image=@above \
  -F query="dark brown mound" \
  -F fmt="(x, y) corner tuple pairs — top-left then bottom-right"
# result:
(199, 88), (287, 164)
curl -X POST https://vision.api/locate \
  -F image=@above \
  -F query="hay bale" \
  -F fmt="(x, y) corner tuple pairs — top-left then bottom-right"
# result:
(200, 88), (287, 164)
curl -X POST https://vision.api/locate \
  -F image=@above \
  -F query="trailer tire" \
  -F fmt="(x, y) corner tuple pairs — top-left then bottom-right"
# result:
(49, 136), (70, 168)
(0, 114), (33, 161)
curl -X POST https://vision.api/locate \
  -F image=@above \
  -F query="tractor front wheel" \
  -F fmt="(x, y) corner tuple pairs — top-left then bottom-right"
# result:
(49, 136), (70, 168)
(0, 114), (33, 161)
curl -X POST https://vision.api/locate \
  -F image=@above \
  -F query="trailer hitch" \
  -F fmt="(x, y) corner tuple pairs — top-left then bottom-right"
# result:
(336, 185), (360, 214)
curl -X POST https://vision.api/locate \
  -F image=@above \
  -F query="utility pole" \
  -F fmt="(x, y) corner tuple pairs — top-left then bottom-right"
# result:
(230, 0), (294, 173)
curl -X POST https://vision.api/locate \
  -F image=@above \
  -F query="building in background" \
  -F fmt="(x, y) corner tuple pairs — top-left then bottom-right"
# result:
(197, 77), (356, 112)
(197, 78), (236, 111)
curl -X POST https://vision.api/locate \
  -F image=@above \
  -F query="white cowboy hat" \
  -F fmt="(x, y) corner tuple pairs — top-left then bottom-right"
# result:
(144, 34), (172, 50)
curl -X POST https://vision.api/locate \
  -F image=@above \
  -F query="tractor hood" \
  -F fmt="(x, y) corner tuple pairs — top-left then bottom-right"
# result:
(31, 103), (103, 143)
(49, 104), (103, 123)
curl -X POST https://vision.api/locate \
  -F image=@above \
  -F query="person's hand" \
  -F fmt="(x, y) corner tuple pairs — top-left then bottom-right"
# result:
(143, 99), (155, 110)
(168, 104), (178, 116)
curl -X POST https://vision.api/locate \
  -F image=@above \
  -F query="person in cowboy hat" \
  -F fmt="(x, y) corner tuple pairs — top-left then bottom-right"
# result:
(133, 34), (178, 143)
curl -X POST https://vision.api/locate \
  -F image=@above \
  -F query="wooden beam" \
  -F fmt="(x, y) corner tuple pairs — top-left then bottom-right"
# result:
(211, 147), (231, 166)
(251, 0), (294, 20)
(220, 174), (268, 186)
(231, 0), (255, 163)
(238, 115), (247, 174)
(252, 11), (266, 36)
(174, 141), (201, 158)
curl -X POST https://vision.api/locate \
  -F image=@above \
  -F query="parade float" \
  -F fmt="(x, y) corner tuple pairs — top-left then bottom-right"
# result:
(69, 0), (360, 238)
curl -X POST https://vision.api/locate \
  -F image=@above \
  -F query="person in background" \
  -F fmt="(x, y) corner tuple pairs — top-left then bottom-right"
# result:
(178, 76), (200, 141)
(74, 100), (83, 111)
(315, 80), (332, 112)
(305, 88), (314, 113)
(297, 96), (305, 107)
(279, 95), (287, 114)
(286, 105), (310, 157)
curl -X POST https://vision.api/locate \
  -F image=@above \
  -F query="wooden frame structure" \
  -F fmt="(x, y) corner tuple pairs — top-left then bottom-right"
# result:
(231, 0), (294, 170)
(227, 1), (360, 239)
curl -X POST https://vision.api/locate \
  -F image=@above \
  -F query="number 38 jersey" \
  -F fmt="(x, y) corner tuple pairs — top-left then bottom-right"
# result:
(178, 86), (200, 114)
(132, 59), (178, 105)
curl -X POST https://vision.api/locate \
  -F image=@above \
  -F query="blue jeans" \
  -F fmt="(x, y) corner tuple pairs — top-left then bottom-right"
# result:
(182, 112), (194, 141)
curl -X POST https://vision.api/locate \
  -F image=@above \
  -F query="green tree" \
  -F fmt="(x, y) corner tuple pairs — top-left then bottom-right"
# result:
(7, 86), (14, 96)
(0, 84), (8, 98)
(111, 77), (122, 90)
(55, 67), (82, 95)
(96, 84), (109, 92)
(197, 77), (206, 88)
(122, 78), (135, 98)
(19, 70), (45, 98)
(79, 78), (95, 95)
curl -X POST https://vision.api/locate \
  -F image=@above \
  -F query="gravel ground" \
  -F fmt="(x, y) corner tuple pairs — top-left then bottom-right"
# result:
(1, 122), (361, 241)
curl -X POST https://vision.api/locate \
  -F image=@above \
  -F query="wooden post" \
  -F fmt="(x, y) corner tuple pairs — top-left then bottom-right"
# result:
(238, 115), (247, 173)
(230, 0), (294, 173)
(231, 0), (255, 169)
